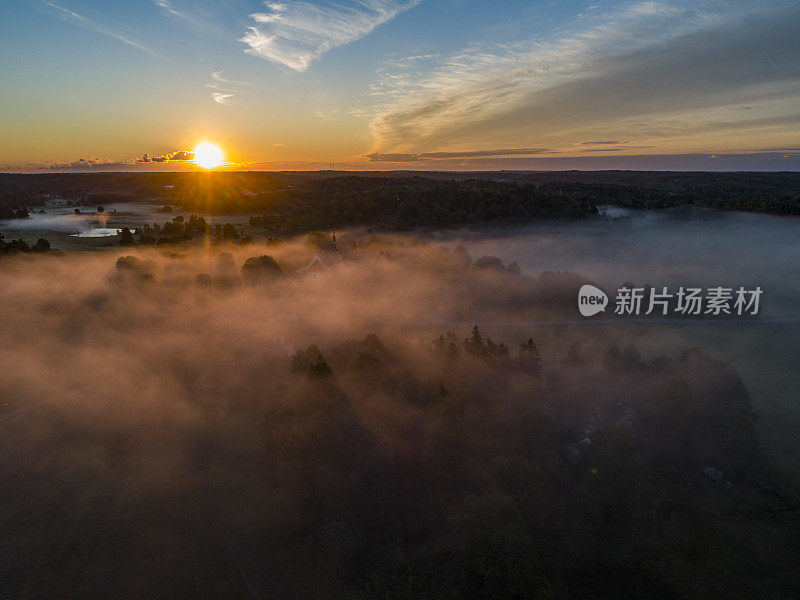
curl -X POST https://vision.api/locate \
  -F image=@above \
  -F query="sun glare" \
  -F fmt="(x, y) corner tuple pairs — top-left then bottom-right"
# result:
(193, 142), (224, 169)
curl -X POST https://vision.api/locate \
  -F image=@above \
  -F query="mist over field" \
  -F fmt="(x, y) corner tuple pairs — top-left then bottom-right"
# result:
(2, 211), (800, 598)
(434, 206), (800, 475)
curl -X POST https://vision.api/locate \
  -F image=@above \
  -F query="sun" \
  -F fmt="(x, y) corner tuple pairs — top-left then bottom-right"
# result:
(193, 142), (224, 169)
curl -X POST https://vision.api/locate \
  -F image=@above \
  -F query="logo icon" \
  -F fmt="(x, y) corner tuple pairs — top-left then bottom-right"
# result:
(578, 284), (608, 316)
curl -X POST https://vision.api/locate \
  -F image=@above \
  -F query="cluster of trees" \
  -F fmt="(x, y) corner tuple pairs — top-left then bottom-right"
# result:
(492, 179), (800, 214)
(246, 177), (600, 233)
(132, 213), (209, 244)
(678, 191), (800, 214)
(0, 172), (178, 206)
(434, 326), (542, 376)
(259, 330), (790, 598)
(114, 252), (285, 286)
(580, 180), (800, 213)
(212, 222), (243, 241)
(0, 233), (50, 254)
(0, 207), (29, 220)
(124, 214), (249, 246)
(240, 254), (284, 283)
(472, 254), (522, 274)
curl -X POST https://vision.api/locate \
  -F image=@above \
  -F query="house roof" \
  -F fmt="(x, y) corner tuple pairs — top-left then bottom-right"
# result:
(297, 248), (344, 273)
(590, 401), (638, 429)
(315, 248), (343, 266)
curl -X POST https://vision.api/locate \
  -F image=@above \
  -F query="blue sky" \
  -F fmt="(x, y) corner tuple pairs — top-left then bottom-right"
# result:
(1, 0), (799, 170)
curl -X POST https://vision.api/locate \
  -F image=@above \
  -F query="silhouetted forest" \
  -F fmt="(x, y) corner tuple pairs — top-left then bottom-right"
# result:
(2, 172), (799, 232)
(244, 177), (599, 232)
(263, 330), (790, 599)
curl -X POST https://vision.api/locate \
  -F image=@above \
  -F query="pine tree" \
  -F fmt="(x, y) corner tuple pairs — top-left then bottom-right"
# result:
(470, 325), (483, 346)
(519, 338), (542, 376)
(465, 325), (487, 356)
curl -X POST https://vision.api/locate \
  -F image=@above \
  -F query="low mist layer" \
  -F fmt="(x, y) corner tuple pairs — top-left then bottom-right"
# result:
(0, 234), (798, 599)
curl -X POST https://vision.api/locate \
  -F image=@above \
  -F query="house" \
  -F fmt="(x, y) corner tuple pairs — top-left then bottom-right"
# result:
(588, 401), (639, 435)
(298, 248), (343, 274)
(296, 233), (344, 275)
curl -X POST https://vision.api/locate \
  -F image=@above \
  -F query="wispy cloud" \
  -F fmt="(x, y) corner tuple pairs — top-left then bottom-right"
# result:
(153, 0), (185, 19)
(240, 0), (423, 72)
(206, 70), (250, 105)
(210, 92), (234, 105)
(366, 148), (552, 162)
(211, 70), (250, 86)
(41, 1), (163, 60)
(363, 1), (800, 155)
(153, 0), (186, 19)
(152, 0), (225, 35)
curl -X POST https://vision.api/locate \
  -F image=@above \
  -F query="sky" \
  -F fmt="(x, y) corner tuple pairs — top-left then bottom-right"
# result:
(1, 0), (799, 171)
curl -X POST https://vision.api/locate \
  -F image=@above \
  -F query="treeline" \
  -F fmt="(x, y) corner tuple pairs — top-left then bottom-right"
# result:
(128, 213), (210, 245)
(2, 172), (799, 228)
(0, 233), (50, 254)
(0, 207), (29, 220)
(125, 213), (254, 247)
(0, 173), (154, 212)
(246, 176), (600, 232)
(499, 179), (800, 213)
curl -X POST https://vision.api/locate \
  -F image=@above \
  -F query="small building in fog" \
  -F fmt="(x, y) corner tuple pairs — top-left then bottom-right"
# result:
(588, 401), (639, 435)
(298, 248), (343, 275)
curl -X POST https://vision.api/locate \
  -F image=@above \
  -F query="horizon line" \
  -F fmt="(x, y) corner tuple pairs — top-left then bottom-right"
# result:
(2, 169), (800, 175)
